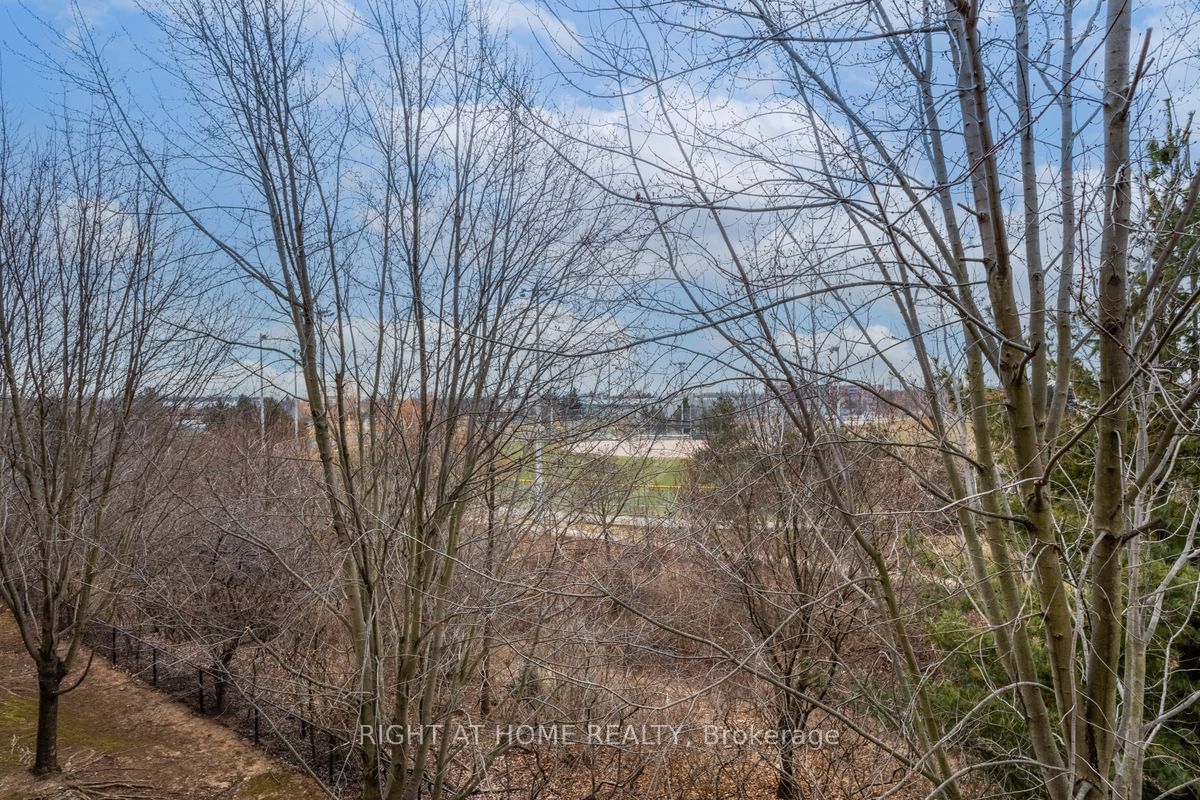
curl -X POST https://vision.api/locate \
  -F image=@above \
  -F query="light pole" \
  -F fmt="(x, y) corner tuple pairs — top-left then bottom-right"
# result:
(259, 332), (267, 448)
(316, 307), (330, 408)
(293, 347), (300, 441)
(533, 397), (544, 510)
(522, 287), (547, 515)
(672, 361), (687, 438)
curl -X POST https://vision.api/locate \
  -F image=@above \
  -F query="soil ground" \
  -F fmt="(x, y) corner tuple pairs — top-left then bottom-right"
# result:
(0, 614), (323, 800)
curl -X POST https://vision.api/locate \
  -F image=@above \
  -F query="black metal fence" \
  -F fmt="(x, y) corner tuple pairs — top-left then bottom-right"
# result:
(82, 621), (360, 795)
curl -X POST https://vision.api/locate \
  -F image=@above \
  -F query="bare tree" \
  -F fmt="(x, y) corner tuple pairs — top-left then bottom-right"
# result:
(0, 0), (1183, 795)
(683, 403), (870, 798)
(0, 120), (224, 775)
(553, 0), (1200, 796)
(129, 406), (316, 715)
(75, 1), (633, 796)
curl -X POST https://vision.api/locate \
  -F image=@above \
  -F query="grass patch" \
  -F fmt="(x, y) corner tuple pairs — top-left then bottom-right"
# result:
(0, 695), (35, 771)
(239, 771), (313, 799)
(0, 690), (150, 769)
(612, 455), (686, 488)
(512, 452), (689, 516)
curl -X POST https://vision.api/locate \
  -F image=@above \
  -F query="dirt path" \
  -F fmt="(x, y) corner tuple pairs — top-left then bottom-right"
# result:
(0, 614), (324, 800)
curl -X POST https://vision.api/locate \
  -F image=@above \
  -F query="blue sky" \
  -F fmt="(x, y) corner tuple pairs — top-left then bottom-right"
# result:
(3, 0), (1199, 400)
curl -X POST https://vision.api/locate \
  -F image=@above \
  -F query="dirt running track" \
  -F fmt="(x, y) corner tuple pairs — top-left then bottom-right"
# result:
(0, 613), (322, 800)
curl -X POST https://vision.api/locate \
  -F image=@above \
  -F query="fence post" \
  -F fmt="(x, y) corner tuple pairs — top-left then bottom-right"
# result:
(91, 619), (355, 788)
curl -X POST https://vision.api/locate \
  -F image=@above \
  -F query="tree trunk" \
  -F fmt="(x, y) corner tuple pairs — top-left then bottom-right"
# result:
(32, 659), (66, 776)
(1078, 0), (1133, 792)
(213, 672), (228, 715)
(776, 730), (799, 799)
(213, 646), (238, 714)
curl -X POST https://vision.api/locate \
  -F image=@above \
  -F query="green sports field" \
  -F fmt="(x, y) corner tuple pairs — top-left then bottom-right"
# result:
(514, 451), (689, 516)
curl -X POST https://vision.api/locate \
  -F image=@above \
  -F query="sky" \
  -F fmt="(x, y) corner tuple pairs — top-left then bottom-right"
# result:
(2, 0), (1199, 402)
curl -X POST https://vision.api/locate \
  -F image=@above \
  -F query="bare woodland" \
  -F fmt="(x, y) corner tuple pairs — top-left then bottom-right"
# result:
(2, 0), (1200, 798)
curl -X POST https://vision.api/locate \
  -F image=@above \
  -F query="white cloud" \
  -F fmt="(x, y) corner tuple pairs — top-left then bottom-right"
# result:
(777, 321), (919, 386)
